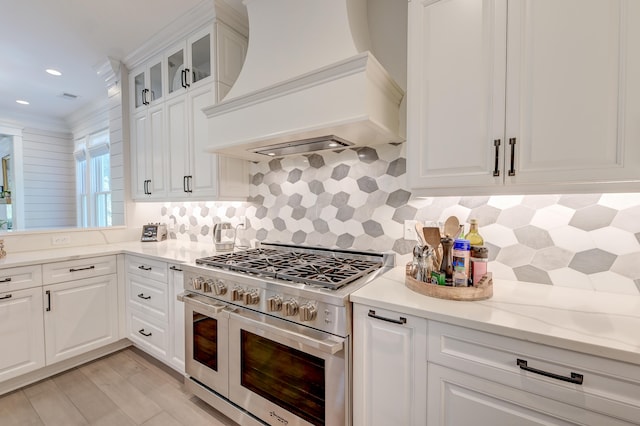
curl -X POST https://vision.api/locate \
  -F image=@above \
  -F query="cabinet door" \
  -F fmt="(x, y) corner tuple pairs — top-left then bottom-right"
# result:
(43, 275), (118, 365)
(427, 364), (634, 426)
(131, 111), (150, 198)
(189, 86), (219, 198)
(166, 94), (191, 198)
(131, 66), (147, 111)
(505, 0), (640, 186)
(407, 0), (507, 190)
(168, 265), (185, 373)
(166, 43), (186, 98)
(216, 22), (247, 89)
(188, 27), (213, 89)
(0, 287), (45, 382)
(352, 304), (427, 426)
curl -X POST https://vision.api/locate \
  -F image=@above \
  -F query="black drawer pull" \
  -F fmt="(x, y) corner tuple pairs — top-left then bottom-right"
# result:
(0, 294), (12, 300)
(138, 265), (152, 271)
(517, 359), (583, 385)
(70, 266), (95, 272)
(367, 309), (406, 325)
(46, 290), (51, 311)
(0, 277), (12, 283)
(137, 293), (151, 300)
(138, 329), (152, 337)
(169, 266), (182, 271)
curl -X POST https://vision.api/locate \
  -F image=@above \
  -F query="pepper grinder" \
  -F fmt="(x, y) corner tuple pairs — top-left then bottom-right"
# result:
(439, 236), (454, 285)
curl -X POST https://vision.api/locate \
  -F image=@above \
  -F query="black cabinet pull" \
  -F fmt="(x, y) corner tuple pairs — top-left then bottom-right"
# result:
(46, 290), (51, 312)
(508, 138), (517, 176)
(137, 293), (151, 300)
(367, 309), (406, 325)
(142, 88), (149, 105)
(0, 277), (11, 283)
(517, 359), (583, 385)
(181, 69), (187, 88)
(69, 265), (95, 273)
(0, 294), (12, 300)
(185, 68), (191, 87)
(138, 329), (152, 337)
(493, 139), (501, 177)
(169, 266), (182, 272)
(138, 265), (152, 271)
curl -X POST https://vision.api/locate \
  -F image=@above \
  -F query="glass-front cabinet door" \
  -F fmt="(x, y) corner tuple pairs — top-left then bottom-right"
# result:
(166, 26), (213, 98)
(131, 56), (163, 111)
(167, 47), (185, 96)
(133, 70), (146, 109)
(190, 32), (211, 85)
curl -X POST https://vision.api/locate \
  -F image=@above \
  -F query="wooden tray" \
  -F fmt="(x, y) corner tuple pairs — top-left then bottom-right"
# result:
(405, 265), (493, 301)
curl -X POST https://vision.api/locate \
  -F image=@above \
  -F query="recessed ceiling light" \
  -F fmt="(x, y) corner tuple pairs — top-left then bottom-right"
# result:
(46, 68), (62, 76)
(16, 100), (29, 105)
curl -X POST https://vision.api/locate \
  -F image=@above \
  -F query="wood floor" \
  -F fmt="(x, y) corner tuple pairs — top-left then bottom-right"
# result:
(0, 348), (238, 426)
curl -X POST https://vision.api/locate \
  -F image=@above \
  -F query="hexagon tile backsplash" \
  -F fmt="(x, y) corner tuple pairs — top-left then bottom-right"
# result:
(160, 143), (640, 295)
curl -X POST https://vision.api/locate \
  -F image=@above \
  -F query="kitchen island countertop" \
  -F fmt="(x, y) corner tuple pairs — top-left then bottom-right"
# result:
(351, 265), (640, 366)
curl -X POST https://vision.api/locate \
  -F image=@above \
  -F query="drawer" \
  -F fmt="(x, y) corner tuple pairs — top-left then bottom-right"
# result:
(127, 276), (168, 321)
(125, 255), (168, 283)
(428, 321), (640, 423)
(0, 264), (42, 292)
(43, 256), (117, 284)
(128, 310), (168, 360)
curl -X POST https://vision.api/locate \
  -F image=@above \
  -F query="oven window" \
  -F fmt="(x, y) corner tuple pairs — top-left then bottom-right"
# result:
(193, 312), (218, 371)
(241, 330), (325, 426)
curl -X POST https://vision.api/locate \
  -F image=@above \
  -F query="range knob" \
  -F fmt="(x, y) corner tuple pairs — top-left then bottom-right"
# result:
(283, 299), (299, 317)
(231, 287), (245, 301)
(192, 277), (203, 290)
(299, 303), (318, 322)
(268, 296), (283, 312)
(202, 280), (213, 293)
(242, 290), (260, 305)
(213, 280), (227, 296)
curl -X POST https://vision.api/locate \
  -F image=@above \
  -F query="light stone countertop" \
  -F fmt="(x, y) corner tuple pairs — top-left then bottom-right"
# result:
(0, 239), (216, 269)
(350, 265), (640, 366)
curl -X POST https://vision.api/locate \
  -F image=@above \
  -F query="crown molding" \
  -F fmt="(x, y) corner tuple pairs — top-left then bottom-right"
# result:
(123, 0), (248, 70)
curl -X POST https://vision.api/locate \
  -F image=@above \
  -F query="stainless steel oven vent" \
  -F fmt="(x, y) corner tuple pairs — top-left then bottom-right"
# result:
(249, 135), (352, 157)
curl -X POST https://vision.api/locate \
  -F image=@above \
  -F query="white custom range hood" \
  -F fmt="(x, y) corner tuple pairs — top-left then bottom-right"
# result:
(203, 0), (405, 161)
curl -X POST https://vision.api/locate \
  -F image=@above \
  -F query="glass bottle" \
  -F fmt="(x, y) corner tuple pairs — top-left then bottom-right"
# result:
(465, 219), (484, 246)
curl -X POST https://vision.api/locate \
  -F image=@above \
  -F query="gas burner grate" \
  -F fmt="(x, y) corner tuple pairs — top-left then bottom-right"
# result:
(195, 247), (383, 289)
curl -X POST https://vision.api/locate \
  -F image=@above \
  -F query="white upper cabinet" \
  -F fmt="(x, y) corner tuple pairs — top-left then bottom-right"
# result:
(130, 55), (164, 113)
(166, 26), (214, 99)
(129, 19), (250, 201)
(407, 0), (640, 194)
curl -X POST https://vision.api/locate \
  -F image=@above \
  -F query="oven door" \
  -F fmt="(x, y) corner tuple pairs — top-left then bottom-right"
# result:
(182, 293), (230, 398)
(228, 308), (348, 426)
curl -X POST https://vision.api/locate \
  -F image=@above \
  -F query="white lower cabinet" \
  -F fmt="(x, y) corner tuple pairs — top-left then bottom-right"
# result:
(352, 304), (427, 426)
(168, 264), (185, 373)
(0, 287), (45, 382)
(427, 364), (634, 426)
(43, 274), (119, 365)
(353, 304), (640, 426)
(125, 255), (185, 372)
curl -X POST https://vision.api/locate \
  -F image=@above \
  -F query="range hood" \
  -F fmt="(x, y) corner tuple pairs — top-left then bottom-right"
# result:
(203, 0), (405, 161)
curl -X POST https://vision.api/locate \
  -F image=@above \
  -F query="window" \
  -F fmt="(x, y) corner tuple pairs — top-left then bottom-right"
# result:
(74, 129), (111, 227)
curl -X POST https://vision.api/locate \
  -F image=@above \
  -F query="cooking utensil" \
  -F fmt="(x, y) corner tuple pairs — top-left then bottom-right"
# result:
(444, 216), (460, 238)
(415, 221), (427, 245)
(422, 227), (442, 269)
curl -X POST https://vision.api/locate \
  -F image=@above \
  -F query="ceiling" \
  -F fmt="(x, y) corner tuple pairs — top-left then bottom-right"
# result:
(0, 0), (220, 125)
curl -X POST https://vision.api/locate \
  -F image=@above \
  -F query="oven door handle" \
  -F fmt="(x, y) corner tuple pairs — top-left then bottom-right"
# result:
(229, 310), (344, 355)
(178, 292), (226, 314)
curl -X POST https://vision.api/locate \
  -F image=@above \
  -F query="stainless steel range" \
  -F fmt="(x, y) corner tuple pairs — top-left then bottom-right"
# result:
(179, 242), (395, 426)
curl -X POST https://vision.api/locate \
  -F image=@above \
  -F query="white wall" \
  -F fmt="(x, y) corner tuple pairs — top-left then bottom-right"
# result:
(21, 128), (76, 229)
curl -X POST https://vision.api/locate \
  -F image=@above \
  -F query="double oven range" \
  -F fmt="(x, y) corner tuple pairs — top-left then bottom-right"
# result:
(179, 242), (395, 426)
